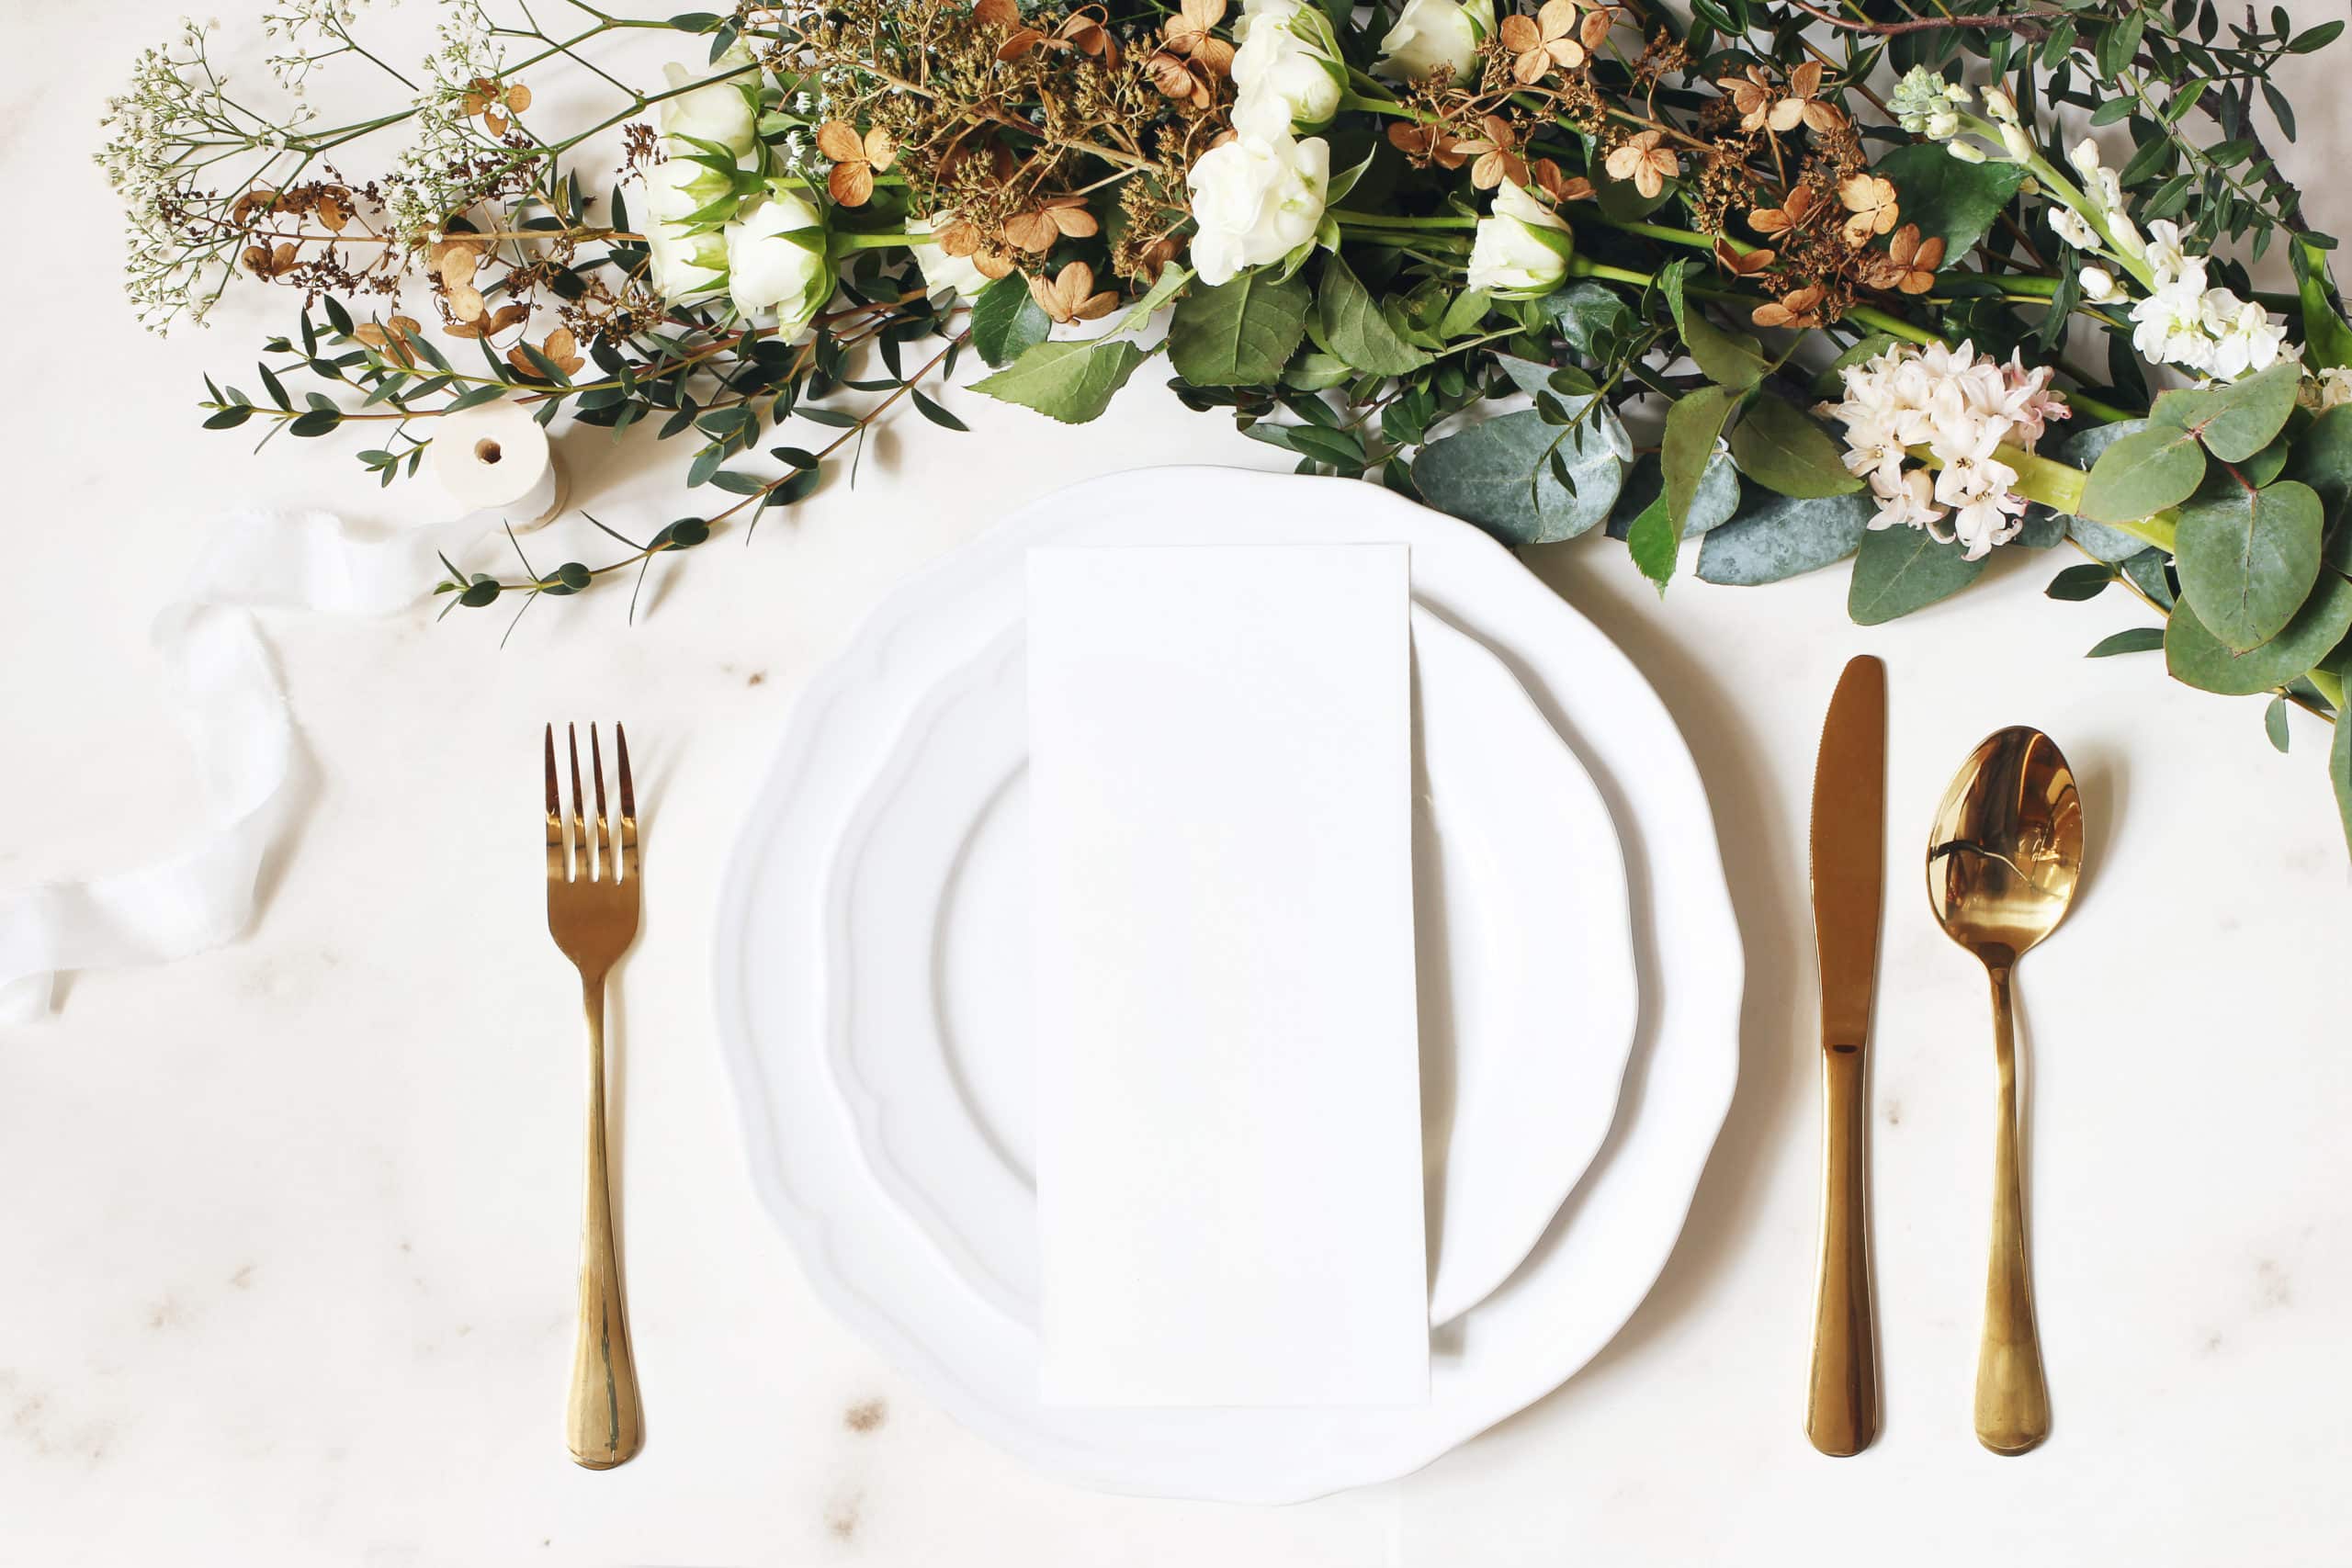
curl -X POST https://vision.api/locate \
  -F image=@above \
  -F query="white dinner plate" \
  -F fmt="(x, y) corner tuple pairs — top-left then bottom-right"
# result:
(713, 467), (1743, 1502)
(820, 604), (1639, 1328)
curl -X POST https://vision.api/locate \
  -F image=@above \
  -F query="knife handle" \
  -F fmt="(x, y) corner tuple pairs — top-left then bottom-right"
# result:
(1806, 1043), (1879, 1457)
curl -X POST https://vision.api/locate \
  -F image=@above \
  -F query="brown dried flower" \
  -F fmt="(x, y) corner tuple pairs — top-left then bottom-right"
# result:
(1387, 120), (1469, 170)
(1718, 61), (1838, 135)
(817, 119), (897, 207)
(1456, 115), (1530, 190)
(1159, 0), (1234, 73)
(508, 326), (584, 377)
(1863, 223), (1944, 294)
(1002, 193), (1101, 252)
(1751, 283), (1826, 328)
(354, 315), (424, 367)
(1747, 185), (1819, 236)
(1838, 174), (1898, 245)
(1603, 130), (1679, 199)
(1713, 238), (1775, 276)
(1028, 261), (1119, 323)
(1500, 0), (1610, 84)
(1530, 158), (1597, 204)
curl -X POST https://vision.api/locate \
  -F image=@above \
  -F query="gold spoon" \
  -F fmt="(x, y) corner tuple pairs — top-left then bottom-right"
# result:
(1927, 727), (2083, 1457)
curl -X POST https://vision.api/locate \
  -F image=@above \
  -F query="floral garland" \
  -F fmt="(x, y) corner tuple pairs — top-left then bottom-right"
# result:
(100, 0), (2352, 854)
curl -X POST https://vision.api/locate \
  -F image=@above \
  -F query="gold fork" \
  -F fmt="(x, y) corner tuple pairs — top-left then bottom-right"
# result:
(544, 722), (644, 1470)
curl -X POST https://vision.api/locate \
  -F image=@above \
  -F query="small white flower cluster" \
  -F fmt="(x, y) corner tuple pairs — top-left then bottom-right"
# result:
(2301, 366), (2352, 412)
(1889, 65), (1969, 141)
(1816, 343), (2071, 560)
(262, 0), (379, 94)
(383, 0), (506, 240)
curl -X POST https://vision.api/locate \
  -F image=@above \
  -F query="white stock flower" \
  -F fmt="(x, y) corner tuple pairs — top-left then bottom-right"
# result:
(2078, 265), (2120, 303)
(1185, 131), (1331, 285)
(2142, 219), (2192, 287)
(1982, 85), (2018, 124)
(2067, 138), (2103, 177)
(2312, 366), (2352, 411)
(1465, 179), (1573, 294)
(660, 53), (758, 158)
(725, 186), (832, 332)
(2049, 206), (2098, 251)
(1948, 139), (1987, 164)
(2205, 292), (2293, 380)
(1374, 0), (1493, 82)
(2131, 274), (2218, 373)
(1231, 0), (1346, 139)
(1998, 121), (2035, 163)
(906, 213), (994, 298)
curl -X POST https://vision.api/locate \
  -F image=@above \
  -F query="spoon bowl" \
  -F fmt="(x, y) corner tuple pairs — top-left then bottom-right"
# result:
(1928, 725), (2084, 1458)
(1928, 727), (2084, 964)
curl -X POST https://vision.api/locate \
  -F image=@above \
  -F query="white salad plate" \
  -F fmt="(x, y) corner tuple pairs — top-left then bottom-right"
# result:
(713, 467), (1743, 1503)
(819, 603), (1639, 1329)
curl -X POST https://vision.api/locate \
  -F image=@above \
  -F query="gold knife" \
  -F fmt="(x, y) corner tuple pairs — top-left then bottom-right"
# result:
(1806, 654), (1885, 1457)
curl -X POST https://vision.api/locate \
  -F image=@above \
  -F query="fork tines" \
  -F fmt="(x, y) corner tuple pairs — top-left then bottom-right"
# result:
(543, 722), (638, 885)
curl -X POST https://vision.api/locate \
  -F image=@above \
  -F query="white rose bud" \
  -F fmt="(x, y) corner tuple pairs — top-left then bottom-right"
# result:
(2077, 265), (2120, 303)
(1374, 0), (1494, 83)
(1465, 179), (1575, 295)
(1185, 131), (1331, 286)
(906, 212), (994, 299)
(644, 155), (728, 299)
(1231, 0), (1346, 140)
(725, 186), (833, 334)
(659, 51), (759, 158)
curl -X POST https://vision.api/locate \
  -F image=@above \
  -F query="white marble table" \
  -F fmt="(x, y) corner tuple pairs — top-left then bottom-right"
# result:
(6, 5), (2352, 1562)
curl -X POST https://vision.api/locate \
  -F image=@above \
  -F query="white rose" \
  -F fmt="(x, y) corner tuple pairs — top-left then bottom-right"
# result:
(1465, 179), (1574, 295)
(1185, 132), (1330, 286)
(725, 187), (832, 333)
(644, 156), (727, 299)
(1231, 0), (1345, 140)
(660, 53), (758, 158)
(1374, 0), (1493, 83)
(907, 213), (994, 298)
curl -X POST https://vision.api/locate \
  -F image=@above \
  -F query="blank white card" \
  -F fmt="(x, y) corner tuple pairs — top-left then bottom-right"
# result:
(1027, 545), (1428, 1407)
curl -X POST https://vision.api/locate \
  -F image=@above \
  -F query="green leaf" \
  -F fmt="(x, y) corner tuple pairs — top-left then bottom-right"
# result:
(1610, 452), (1741, 540)
(1870, 143), (2030, 261)
(1166, 270), (1310, 386)
(2294, 242), (2352, 371)
(1695, 487), (1874, 585)
(967, 275), (1051, 368)
(1541, 282), (1634, 358)
(2282, 402), (2352, 536)
(1677, 310), (1766, 390)
(2171, 479), (2324, 650)
(972, 339), (1150, 423)
(2266, 694), (2291, 753)
(1663, 387), (1739, 541)
(2153, 359), (2303, 462)
(1727, 395), (1863, 499)
(910, 388), (967, 431)
(288, 409), (341, 437)
(2078, 423), (2206, 523)
(2052, 421), (2163, 558)
(202, 406), (253, 430)
(2165, 571), (2352, 694)
(2122, 547), (2178, 609)
(2086, 626), (2166, 657)
(1317, 254), (1430, 377)
(1410, 405), (1627, 545)
(2333, 693), (2352, 859)
(1849, 525), (1987, 624)
(2045, 563), (2115, 601)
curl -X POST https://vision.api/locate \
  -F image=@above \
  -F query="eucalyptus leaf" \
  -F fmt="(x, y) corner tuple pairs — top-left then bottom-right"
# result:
(972, 339), (1150, 424)
(1849, 525), (1988, 624)
(1411, 406), (1626, 545)
(1728, 395), (1863, 498)
(1318, 254), (1430, 376)
(1870, 143), (2030, 259)
(2048, 421), (2161, 558)
(2152, 359), (2304, 462)
(2334, 692), (2352, 857)
(1166, 270), (1311, 385)
(968, 275), (1051, 368)
(2266, 694), (2292, 752)
(2165, 570), (2352, 694)
(2171, 479), (2324, 650)
(2122, 547), (2178, 609)
(1695, 486), (1874, 585)
(2087, 626), (2166, 657)
(2283, 402), (2352, 534)
(2078, 422), (2206, 523)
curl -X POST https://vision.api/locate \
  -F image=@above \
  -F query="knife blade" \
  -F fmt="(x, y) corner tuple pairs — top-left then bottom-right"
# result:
(1805, 653), (1884, 1457)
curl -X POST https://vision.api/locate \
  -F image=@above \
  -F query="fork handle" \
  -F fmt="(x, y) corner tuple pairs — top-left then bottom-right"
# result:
(1806, 1043), (1878, 1456)
(568, 974), (644, 1469)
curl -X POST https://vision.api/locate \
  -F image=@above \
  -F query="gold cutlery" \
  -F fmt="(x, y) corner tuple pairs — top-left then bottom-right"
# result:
(1928, 727), (2081, 1456)
(545, 723), (645, 1470)
(1805, 655), (1886, 1457)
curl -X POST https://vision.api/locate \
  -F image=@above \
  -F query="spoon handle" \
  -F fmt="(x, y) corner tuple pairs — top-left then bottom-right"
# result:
(1805, 1044), (1878, 1456)
(1976, 962), (2051, 1455)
